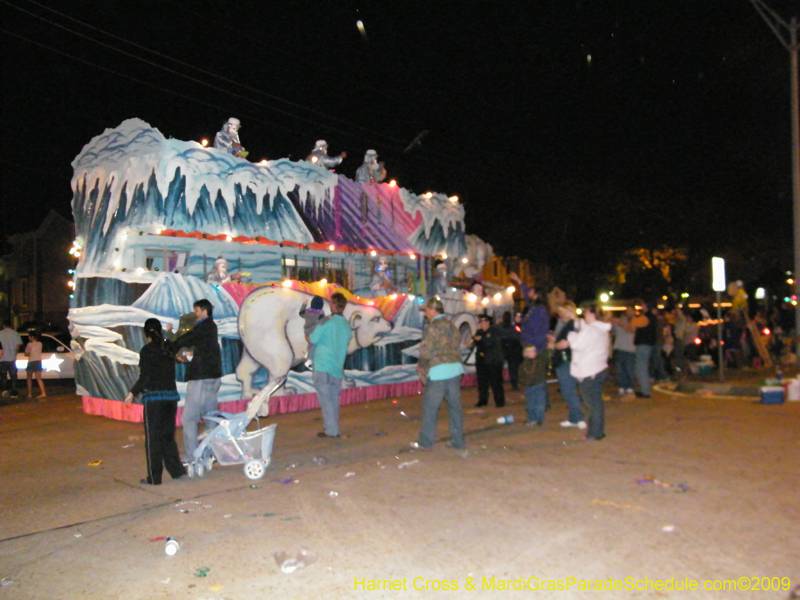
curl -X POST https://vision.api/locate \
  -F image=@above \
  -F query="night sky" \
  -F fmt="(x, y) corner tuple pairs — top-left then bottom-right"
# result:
(2, 0), (798, 298)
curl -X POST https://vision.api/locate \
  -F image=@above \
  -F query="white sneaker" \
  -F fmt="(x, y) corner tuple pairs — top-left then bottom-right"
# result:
(618, 388), (625, 395)
(625, 388), (634, 395)
(576, 421), (587, 430)
(560, 420), (577, 428)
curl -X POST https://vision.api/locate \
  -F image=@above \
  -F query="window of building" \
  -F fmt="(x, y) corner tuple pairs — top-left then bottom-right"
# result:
(144, 249), (189, 273)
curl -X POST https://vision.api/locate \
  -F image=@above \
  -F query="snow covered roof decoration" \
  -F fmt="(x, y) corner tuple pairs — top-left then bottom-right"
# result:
(71, 119), (337, 234)
(398, 188), (466, 239)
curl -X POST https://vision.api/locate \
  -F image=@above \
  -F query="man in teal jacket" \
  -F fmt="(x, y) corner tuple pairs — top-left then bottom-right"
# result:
(309, 293), (352, 438)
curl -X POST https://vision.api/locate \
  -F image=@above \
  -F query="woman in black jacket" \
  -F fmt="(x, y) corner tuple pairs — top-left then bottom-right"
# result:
(125, 318), (186, 485)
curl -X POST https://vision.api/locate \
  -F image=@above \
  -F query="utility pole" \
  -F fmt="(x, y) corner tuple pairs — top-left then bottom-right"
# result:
(748, 1), (800, 352)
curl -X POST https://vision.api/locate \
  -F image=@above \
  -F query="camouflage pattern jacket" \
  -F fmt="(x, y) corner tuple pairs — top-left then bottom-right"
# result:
(418, 314), (461, 374)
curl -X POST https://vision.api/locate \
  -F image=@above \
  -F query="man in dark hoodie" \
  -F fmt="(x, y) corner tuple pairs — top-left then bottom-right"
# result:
(168, 298), (222, 462)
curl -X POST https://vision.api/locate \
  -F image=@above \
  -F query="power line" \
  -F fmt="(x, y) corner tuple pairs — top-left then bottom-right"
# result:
(6, 0), (408, 149)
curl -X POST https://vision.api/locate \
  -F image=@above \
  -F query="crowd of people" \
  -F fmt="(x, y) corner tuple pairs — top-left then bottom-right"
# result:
(121, 283), (796, 483)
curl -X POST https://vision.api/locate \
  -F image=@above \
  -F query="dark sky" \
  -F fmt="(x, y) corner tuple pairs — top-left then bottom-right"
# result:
(2, 0), (798, 294)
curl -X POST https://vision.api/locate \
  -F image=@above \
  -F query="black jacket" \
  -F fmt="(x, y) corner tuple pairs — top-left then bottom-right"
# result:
(551, 319), (575, 369)
(168, 318), (222, 380)
(473, 325), (505, 366)
(130, 342), (177, 395)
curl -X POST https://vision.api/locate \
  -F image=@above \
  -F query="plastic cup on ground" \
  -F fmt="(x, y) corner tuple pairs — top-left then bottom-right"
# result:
(165, 538), (180, 555)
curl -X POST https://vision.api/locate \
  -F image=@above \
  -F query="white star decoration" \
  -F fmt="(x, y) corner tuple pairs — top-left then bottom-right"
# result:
(42, 354), (65, 372)
(15, 354), (65, 373)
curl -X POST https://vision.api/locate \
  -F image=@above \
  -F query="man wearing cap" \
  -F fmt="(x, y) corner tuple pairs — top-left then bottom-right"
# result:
(306, 140), (346, 169)
(412, 297), (465, 450)
(205, 257), (241, 284)
(355, 150), (387, 184)
(214, 117), (246, 157)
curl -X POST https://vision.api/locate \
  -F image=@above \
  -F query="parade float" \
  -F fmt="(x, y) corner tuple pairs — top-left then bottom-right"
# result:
(69, 118), (513, 422)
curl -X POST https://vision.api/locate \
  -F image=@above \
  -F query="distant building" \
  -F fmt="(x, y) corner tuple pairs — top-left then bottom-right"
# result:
(482, 256), (550, 313)
(5, 210), (74, 331)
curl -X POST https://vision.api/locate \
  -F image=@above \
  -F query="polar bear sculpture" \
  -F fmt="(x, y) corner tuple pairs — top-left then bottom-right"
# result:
(236, 287), (393, 398)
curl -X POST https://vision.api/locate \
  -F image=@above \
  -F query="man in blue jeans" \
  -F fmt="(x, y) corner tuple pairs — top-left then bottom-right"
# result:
(168, 299), (222, 463)
(0, 322), (22, 398)
(413, 297), (464, 450)
(309, 293), (352, 438)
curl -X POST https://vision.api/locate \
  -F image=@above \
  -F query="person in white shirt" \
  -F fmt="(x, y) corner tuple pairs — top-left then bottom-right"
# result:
(556, 304), (611, 440)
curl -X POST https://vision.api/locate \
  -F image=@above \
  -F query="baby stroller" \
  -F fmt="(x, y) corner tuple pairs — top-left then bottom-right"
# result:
(188, 378), (285, 481)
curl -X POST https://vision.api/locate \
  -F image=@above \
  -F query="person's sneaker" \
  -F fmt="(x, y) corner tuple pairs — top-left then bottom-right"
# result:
(526, 420), (543, 427)
(635, 391), (651, 398)
(576, 421), (587, 430)
(1, 391), (8, 398)
(317, 431), (341, 438)
(618, 388), (625, 395)
(625, 388), (635, 395)
(560, 420), (578, 428)
(409, 441), (431, 451)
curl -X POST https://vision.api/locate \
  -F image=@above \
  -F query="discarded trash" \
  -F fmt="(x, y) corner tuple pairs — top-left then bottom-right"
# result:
(398, 459), (420, 469)
(311, 455), (328, 465)
(0, 578), (14, 587)
(274, 548), (317, 573)
(121, 444), (134, 448)
(165, 538), (181, 555)
(73, 533), (82, 538)
(276, 477), (298, 484)
(194, 567), (210, 578)
(635, 475), (691, 493)
(399, 411), (409, 418)
(149, 536), (167, 542)
(590, 498), (644, 511)
(344, 471), (355, 478)
(285, 462), (302, 470)
(209, 584), (224, 591)
(223, 514), (233, 519)
(280, 516), (301, 521)
(175, 501), (212, 513)
(328, 491), (339, 497)
(127, 435), (145, 441)
(160, 578), (171, 584)
(87, 460), (102, 466)
(247, 512), (276, 518)
(249, 484), (262, 489)
(497, 414), (515, 424)
(661, 525), (675, 532)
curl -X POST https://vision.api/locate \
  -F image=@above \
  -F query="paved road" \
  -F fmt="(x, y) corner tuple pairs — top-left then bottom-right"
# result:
(1, 376), (798, 599)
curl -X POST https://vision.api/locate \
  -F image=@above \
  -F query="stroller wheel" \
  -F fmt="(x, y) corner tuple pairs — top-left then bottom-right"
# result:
(244, 459), (265, 480)
(186, 462), (195, 479)
(196, 462), (205, 478)
(204, 455), (214, 472)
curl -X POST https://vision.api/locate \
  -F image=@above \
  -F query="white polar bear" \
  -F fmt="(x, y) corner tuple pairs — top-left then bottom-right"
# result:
(236, 287), (393, 398)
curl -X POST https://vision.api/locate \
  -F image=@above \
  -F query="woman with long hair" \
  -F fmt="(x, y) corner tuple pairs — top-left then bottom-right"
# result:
(125, 318), (186, 485)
